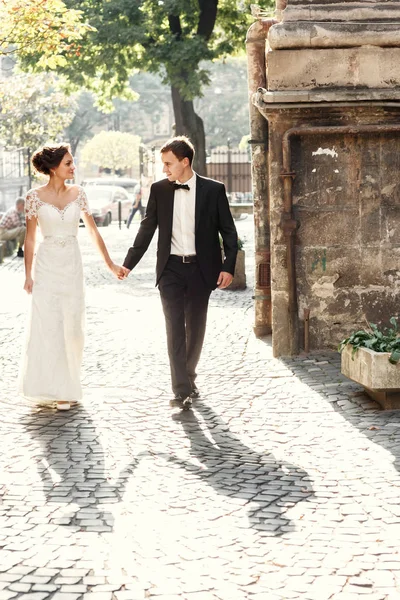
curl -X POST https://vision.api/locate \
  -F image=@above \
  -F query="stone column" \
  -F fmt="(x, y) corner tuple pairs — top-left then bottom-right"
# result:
(252, 0), (400, 356)
(246, 19), (276, 337)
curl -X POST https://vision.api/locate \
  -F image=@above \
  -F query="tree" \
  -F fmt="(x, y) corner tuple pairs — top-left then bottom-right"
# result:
(19, 0), (272, 174)
(0, 0), (91, 69)
(66, 92), (111, 155)
(195, 56), (250, 148)
(122, 61), (250, 149)
(0, 72), (76, 150)
(114, 72), (173, 144)
(80, 130), (141, 175)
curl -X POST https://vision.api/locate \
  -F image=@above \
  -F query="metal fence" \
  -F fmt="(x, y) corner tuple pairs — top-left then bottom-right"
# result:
(206, 141), (252, 200)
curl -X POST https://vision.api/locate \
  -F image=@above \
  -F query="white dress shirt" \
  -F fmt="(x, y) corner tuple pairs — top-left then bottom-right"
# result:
(170, 172), (197, 256)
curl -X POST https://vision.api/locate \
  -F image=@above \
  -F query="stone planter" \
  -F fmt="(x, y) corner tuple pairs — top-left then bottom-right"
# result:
(227, 249), (246, 291)
(341, 345), (400, 410)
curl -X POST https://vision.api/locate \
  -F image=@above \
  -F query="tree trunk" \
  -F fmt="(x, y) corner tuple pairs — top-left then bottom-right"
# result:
(69, 137), (80, 155)
(171, 86), (207, 176)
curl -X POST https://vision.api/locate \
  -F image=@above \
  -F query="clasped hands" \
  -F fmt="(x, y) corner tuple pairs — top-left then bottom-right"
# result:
(110, 264), (131, 280)
(110, 266), (232, 286)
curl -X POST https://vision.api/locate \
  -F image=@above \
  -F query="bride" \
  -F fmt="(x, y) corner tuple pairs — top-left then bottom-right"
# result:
(19, 143), (128, 410)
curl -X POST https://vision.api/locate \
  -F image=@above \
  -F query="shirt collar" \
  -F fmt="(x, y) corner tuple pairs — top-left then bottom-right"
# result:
(176, 172), (196, 188)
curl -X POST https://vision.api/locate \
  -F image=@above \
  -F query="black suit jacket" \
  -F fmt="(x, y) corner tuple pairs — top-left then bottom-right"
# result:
(123, 175), (238, 290)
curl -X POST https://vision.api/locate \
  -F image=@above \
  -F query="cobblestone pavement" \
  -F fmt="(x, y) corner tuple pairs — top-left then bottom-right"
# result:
(1, 216), (400, 600)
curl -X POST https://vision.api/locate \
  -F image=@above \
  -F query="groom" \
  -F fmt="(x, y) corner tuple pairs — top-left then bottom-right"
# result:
(122, 136), (238, 408)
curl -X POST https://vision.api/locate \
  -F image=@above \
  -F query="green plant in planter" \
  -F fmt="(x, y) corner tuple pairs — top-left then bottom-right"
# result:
(338, 317), (400, 364)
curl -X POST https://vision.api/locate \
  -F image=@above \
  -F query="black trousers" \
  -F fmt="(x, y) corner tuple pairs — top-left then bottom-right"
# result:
(158, 257), (211, 397)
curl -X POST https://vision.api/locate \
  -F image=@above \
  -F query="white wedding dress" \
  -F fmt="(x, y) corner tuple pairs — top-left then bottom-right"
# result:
(19, 187), (91, 404)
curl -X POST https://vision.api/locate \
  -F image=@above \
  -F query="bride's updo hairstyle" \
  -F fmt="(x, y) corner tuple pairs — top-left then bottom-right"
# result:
(32, 144), (71, 175)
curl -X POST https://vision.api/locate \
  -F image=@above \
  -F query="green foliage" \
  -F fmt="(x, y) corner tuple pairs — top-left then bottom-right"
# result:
(0, 0), (92, 68)
(0, 73), (76, 150)
(338, 317), (400, 365)
(60, 58), (251, 152)
(18, 0), (273, 103)
(81, 130), (141, 174)
(10, 0), (273, 172)
(103, 58), (250, 147)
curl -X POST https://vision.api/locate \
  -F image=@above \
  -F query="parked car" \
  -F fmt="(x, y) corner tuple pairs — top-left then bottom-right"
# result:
(81, 176), (152, 208)
(84, 185), (132, 226)
(82, 177), (139, 198)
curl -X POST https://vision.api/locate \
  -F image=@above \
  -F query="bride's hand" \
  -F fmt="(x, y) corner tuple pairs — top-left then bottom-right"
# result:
(24, 277), (34, 294)
(110, 263), (130, 280)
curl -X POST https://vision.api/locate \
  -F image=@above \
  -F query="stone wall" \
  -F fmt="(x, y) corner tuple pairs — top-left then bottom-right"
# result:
(249, 0), (400, 356)
(289, 111), (399, 350)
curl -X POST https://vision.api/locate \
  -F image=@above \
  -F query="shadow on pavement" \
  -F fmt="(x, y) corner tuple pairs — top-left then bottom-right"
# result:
(164, 401), (314, 535)
(20, 405), (138, 531)
(280, 353), (400, 473)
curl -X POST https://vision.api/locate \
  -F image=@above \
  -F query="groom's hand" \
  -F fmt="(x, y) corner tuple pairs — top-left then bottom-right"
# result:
(217, 271), (233, 289)
(121, 266), (131, 278)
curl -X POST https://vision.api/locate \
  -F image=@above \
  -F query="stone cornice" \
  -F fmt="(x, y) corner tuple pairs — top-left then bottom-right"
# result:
(283, 2), (400, 22)
(254, 88), (400, 106)
(285, 0), (394, 5)
(269, 22), (400, 49)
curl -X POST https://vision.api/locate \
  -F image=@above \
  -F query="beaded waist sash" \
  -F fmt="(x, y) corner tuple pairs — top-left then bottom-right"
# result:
(42, 235), (77, 247)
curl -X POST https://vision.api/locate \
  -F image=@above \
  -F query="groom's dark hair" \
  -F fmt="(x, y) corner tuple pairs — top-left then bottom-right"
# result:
(160, 136), (195, 166)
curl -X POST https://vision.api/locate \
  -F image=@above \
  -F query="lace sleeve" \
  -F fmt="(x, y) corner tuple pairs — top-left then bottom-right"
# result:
(77, 187), (91, 215)
(25, 191), (40, 220)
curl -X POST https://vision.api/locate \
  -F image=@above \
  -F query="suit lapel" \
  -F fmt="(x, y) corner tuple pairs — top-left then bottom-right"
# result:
(195, 175), (206, 233)
(162, 180), (175, 238)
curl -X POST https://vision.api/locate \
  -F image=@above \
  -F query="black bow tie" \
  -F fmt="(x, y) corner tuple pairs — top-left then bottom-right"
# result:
(173, 183), (190, 191)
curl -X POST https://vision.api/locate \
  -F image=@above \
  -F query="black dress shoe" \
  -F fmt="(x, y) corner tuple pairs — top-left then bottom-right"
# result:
(17, 248), (24, 258)
(169, 394), (192, 410)
(190, 387), (200, 399)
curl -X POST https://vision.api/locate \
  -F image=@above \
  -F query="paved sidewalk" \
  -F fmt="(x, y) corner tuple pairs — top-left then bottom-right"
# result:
(1, 216), (400, 600)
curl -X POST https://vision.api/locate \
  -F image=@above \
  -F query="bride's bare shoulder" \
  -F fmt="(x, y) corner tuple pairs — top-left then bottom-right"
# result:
(65, 184), (83, 198)
(26, 186), (45, 196)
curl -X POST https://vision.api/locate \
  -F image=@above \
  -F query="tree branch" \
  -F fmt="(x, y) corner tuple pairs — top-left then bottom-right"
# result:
(197, 0), (218, 40)
(168, 14), (182, 38)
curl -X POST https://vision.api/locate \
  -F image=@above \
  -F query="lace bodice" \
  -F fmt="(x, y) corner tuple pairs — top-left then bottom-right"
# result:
(25, 187), (91, 238)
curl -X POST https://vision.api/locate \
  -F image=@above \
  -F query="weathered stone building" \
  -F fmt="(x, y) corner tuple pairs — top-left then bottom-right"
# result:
(247, 0), (400, 356)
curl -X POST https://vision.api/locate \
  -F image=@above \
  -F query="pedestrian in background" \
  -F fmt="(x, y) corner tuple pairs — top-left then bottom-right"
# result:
(0, 197), (26, 257)
(126, 181), (145, 228)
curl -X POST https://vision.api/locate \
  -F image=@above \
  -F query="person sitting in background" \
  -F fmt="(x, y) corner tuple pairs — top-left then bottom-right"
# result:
(0, 197), (26, 257)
